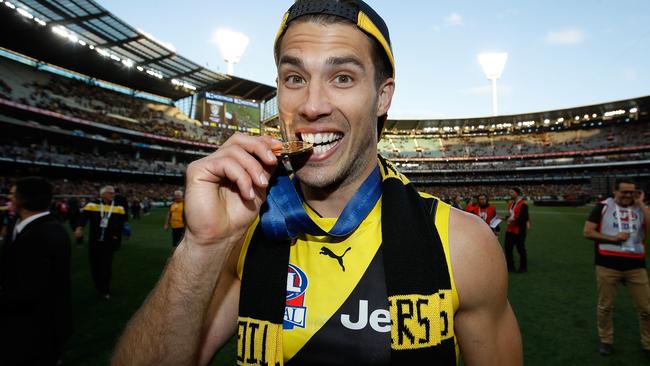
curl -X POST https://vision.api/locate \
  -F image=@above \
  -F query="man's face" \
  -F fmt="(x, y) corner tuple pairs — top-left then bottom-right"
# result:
(478, 196), (487, 206)
(8, 185), (18, 211)
(509, 190), (518, 199)
(614, 183), (635, 207)
(174, 193), (183, 202)
(102, 189), (115, 202)
(277, 21), (394, 189)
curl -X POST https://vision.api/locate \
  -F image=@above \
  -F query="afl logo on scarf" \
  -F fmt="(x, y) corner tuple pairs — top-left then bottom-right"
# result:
(284, 264), (308, 330)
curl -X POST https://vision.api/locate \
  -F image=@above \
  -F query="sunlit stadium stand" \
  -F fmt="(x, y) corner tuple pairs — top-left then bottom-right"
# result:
(0, 0), (648, 204)
(0, 0), (279, 201)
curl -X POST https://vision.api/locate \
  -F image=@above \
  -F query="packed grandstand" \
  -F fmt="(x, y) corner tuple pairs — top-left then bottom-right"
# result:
(0, 0), (648, 207)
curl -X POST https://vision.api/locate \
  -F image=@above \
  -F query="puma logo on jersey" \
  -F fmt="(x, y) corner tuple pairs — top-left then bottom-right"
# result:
(319, 246), (351, 271)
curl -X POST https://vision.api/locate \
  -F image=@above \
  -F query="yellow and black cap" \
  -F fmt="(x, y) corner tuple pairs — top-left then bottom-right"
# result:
(274, 0), (395, 80)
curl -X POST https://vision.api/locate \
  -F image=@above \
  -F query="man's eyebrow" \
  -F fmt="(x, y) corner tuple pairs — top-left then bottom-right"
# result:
(325, 56), (365, 71)
(279, 55), (304, 69)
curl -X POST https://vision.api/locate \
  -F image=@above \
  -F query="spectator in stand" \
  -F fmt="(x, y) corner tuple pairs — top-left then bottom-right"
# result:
(74, 185), (126, 300)
(163, 190), (185, 247)
(0, 177), (72, 366)
(505, 187), (530, 273)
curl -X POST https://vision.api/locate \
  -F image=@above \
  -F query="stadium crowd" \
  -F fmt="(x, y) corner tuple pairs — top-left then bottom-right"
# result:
(0, 58), (235, 145)
(418, 183), (592, 202)
(0, 142), (186, 175)
(397, 152), (650, 172)
(380, 122), (650, 159)
(0, 177), (180, 203)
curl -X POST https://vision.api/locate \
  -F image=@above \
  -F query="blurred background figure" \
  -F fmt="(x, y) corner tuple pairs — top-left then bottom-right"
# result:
(130, 196), (142, 220)
(163, 190), (185, 247)
(75, 185), (126, 300)
(0, 177), (72, 366)
(505, 187), (530, 273)
(583, 179), (650, 358)
(66, 196), (83, 247)
(469, 193), (500, 235)
(451, 194), (463, 210)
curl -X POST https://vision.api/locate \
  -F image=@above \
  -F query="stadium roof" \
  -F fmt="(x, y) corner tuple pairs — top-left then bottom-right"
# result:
(0, 0), (276, 101)
(384, 95), (649, 132)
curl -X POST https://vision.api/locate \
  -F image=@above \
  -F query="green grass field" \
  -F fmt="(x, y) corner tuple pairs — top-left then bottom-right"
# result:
(62, 204), (649, 365)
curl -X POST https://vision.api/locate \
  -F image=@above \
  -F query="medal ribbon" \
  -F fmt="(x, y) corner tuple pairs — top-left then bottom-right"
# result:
(260, 164), (382, 241)
(99, 200), (114, 241)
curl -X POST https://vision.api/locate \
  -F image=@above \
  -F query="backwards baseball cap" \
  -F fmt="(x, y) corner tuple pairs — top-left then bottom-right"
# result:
(274, 0), (395, 79)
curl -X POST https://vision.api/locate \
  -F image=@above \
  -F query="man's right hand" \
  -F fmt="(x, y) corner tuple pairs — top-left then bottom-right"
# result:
(183, 133), (282, 247)
(613, 232), (631, 243)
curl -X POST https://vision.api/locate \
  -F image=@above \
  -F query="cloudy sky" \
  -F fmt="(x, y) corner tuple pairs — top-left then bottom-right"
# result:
(101, 0), (650, 119)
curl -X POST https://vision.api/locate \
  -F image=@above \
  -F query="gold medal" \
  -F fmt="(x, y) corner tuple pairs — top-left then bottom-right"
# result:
(272, 140), (313, 157)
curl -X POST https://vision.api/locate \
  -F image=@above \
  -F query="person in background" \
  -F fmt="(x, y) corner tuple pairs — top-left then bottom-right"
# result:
(67, 196), (83, 247)
(131, 197), (141, 220)
(452, 194), (463, 210)
(464, 195), (479, 214)
(163, 190), (185, 247)
(470, 194), (500, 235)
(583, 178), (650, 358)
(0, 177), (72, 365)
(75, 185), (126, 300)
(505, 187), (529, 273)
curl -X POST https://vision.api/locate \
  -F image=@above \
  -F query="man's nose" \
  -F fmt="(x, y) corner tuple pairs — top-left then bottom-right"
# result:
(297, 80), (333, 122)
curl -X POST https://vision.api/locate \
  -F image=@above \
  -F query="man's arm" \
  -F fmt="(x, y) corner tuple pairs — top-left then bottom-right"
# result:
(583, 221), (628, 244)
(583, 204), (629, 244)
(164, 207), (171, 231)
(517, 204), (529, 226)
(74, 205), (88, 239)
(111, 134), (281, 366)
(111, 236), (241, 366)
(449, 209), (523, 366)
(635, 190), (650, 227)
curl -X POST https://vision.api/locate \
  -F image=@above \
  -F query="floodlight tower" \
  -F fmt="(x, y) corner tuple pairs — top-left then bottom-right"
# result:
(478, 53), (508, 116)
(214, 29), (250, 75)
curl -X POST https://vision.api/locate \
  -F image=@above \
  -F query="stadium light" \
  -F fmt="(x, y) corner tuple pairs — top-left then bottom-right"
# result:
(214, 28), (250, 75)
(478, 52), (508, 116)
(17, 7), (33, 19)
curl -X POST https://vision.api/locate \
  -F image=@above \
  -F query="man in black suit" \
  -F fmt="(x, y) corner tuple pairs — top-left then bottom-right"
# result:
(0, 177), (72, 366)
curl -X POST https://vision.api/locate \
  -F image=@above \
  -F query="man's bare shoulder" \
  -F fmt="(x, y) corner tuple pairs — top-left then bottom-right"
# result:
(448, 207), (508, 310)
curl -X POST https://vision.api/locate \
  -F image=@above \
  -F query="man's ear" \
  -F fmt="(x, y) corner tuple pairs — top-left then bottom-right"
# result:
(376, 78), (395, 117)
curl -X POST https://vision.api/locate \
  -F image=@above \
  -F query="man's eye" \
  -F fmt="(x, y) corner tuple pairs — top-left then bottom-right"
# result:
(335, 75), (353, 83)
(286, 75), (304, 84)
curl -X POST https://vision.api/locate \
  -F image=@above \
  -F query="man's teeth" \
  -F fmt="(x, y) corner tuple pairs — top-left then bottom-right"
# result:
(301, 132), (342, 145)
(313, 142), (336, 155)
(300, 132), (342, 155)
